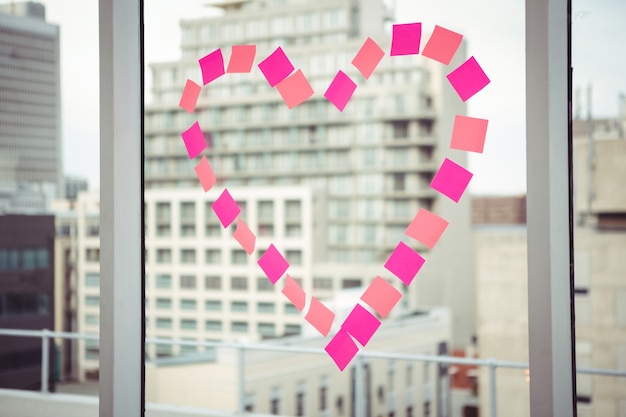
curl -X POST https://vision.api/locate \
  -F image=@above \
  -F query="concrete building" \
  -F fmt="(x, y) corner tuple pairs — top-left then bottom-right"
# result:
(0, 2), (62, 212)
(145, 0), (474, 348)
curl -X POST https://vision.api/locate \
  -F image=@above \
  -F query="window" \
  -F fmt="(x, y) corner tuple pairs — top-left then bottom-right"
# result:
(85, 314), (99, 325)
(313, 277), (333, 290)
(286, 249), (302, 265)
(180, 319), (197, 330)
(258, 322), (276, 337)
(156, 318), (172, 329)
(392, 121), (408, 138)
(85, 273), (100, 287)
(85, 339), (99, 360)
(231, 321), (249, 333)
(205, 300), (221, 311)
(231, 301), (248, 312)
(285, 200), (301, 219)
(257, 302), (275, 313)
(342, 278), (362, 289)
(85, 295), (99, 306)
(156, 340), (173, 358)
(258, 200), (274, 219)
(284, 303), (299, 314)
(86, 248), (100, 262)
(180, 299), (197, 310)
(392, 173), (405, 191)
(319, 377), (328, 411)
(270, 387), (281, 415)
(180, 275), (197, 289)
(231, 249), (247, 265)
(156, 298), (172, 309)
(205, 276), (221, 289)
(156, 248), (171, 263)
(231, 276), (248, 290)
(295, 387), (305, 416)
(285, 324), (301, 335)
(205, 320), (222, 331)
(180, 249), (196, 264)
(205, 249), (221, 264)
(257, 276), (274, 292)
(156, 274), (172, 289)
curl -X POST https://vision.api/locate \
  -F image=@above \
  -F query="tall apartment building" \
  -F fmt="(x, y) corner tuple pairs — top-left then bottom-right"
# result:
(0, 2), (62, 212)
(145, 0), (474, 347)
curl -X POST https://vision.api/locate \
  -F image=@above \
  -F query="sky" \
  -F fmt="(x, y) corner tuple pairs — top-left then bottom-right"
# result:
(11, 0), (625, 195)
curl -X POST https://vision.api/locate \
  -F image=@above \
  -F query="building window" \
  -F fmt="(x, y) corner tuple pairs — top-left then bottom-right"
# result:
(284, 303), (299, 315)
(285, 200), (301, 219)
(285, 224), (301, 237)
(156, 298), (172, 309)
(180, 299), (197, 310)
(205, 300), (221, 311)
(156, 318), (172, 329)
(257, 302), (275, 313)
(286, 249), (302, 265)
(231, 249), (248, 265)
(285, 324), (301, 336)
(392, 173), (406, 191)
(342, 278), (362, 289)
(156, 249), (172, 263)
(296, 391), (305, 416)
(85, 295), (99, 306)
(180, 338), (197, 355)
(205, 320), (222, 331)
(180, 319), (197, 330)
(85, 339), (99, 360)
(270, 387), (281, 415)
(392, 121), (409, 139)
(231, 276), (248, 291)
(313, 277), (333, 290)
(180, 275), (197, 289)
(205, 275), (221, 289)
(85, 273), (100, 287)
(205, 249), (221, 264)
(85, 314), (99, 326)
(180, 249), (196, 264)
(258, 322), (276, 337)
(258, 200), (274, 220)
(86, 248), (100, 262)
(156, 274), (172, 289)
(231, 321), (249, 333)
(231, 301), (248, 312)
(156, 340), (172, 358)
(257, 276), (274, 292)
(319, 377), (328, 411)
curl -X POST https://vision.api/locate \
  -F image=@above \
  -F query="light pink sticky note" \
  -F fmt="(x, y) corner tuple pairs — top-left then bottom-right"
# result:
(226, 45), (256, 73)
(305, 297), (335, 337)
(430, 158), (473, 203)
(258, 47), (294, 87)
(450, 115), (489, 153)
(276, 69), (314, 109)
(179, 79), (201, 113)
(421, 25), (463, 65)
(384, 241), (426, 286)
(194, 155), (216, 192)
(446, 56), (490, 102)
(341, 304), (381, 346)
(390, 22), (422, 56)
(352, 37), (385, 79)
(199, 49), (225, 85)
(181, 121), (207, 159)
(405, 208), (449, 250)
(211, 189), (240, 228)
(233, 217), (256, 255)
(257, 244), (289, 284)
(360, 276), (402, 318)
(281, 274), (306, 311)
(325, 329), (359, 372)
(324, 71), (357, 112)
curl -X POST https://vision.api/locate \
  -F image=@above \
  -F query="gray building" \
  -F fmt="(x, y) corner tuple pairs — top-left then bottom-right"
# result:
(0, 2), (62, 212)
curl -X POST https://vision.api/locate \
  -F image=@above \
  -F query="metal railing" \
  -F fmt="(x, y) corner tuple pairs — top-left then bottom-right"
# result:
(0, 328), (625, 417)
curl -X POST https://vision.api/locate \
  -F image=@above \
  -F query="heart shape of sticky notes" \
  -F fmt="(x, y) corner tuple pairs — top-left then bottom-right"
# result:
(177, 22), (489, 371)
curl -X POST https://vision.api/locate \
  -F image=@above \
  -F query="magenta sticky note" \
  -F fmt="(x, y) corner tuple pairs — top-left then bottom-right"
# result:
(194, 155), (216, 192)
(405, 208), (449, 250)
(421, 25), (463, 65)
(324, 71), (357, 112)
(211, 189), (240, 228)
(325, 329), (359, 372)
(233, 217), (256, 255)
(305, 297), (335, 337)
(450, 115), (489, 153)
(384, 241), (426, 285)
(181, 121), (207, 159)
(226, 45), (256, 73)
(390, 23), (422, 56)
(281, 274), (306, 311)
(360, 276), (402, 318)
(258, 47), (294, 87)
(446, 56), (490, 102)
(352, 37), (385, 79)
(257, 244), (289, 284)
(430, 158), (473, 203)
(199, 49), (225, 85)
(179, 79), (201, 113)
(276, 69), (314, 109)
(341, 304), (381, 346)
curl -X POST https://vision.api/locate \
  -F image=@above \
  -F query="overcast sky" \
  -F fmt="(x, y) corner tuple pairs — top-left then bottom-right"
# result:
(8, 0), (624, 194)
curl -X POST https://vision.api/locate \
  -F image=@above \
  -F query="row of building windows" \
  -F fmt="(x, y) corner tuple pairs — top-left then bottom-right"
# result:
(0, 293), (50, 318)
(0, 247), (49, 271)
(149, 318), (300, 336)
(147, 274), (302, 291)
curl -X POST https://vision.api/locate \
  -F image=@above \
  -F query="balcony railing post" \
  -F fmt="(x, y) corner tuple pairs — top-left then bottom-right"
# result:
(488, 358), (497, 417)
(237, 344), (245, 413)
(41, 329), (50, 393)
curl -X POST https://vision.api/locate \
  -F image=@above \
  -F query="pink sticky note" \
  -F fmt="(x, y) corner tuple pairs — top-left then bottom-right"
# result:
(430, 158), (473, 203)
(325, 329), (359, 372)
(390, 22), (422, 56)
(446, 56), (490, 102)
(233, 217), (256, 255)
(181, 121), (207, 159)
(179, 79), (201, 113)
(324, 71), (357, 112)
(341, 304), (381, 346)
(352, 37), (385, 79)
(405, 208), (449, 250)
(281, 274), (306, 311)
(194, 155), (216, 192)
(450, 115), (489, 153)
(276, 69), (314, 109)
(226, 45), (256, 73)
(360, 276), (402, 318)
(257, 244), (289, 284)
(211, 189), (240, 228)
(199, 49), (225, 85)
(421, 25), (463, 65)
(258, 47), (294, 87)
(384, 242), (426, 285)
(305, 297), (335, 337)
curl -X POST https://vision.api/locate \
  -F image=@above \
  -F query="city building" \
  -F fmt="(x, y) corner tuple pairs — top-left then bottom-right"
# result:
(145, 0), (474, 349)
(0, 214), (55, 390)
(0, 2), (62, 212)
